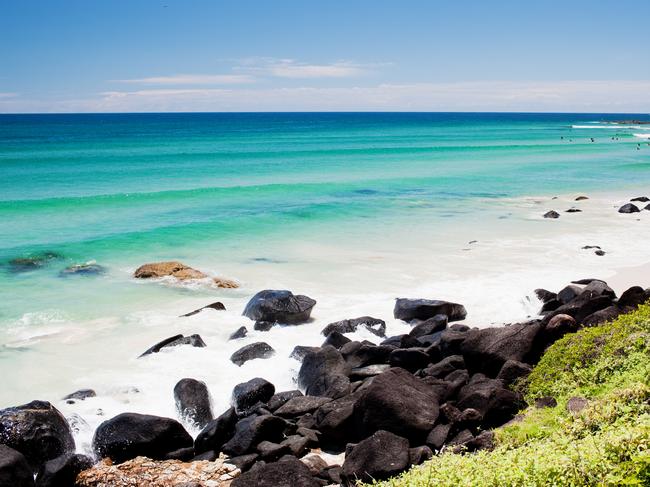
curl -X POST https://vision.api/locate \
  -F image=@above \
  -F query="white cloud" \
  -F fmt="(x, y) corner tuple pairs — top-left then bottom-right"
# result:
(2, 80), (650, 113)
(236, 58), (376, 79)
(115, 74), (254, 85)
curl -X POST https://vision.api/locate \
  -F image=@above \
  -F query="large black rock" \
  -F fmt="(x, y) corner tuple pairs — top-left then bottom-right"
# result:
(456, 374), (525, 427)
(341, 430), (410, 485)
(230, 342), (275, 366)
(92, 413), (192, 463)
(0, 400), (75, 469)
(243, 290), (316, 324)
(35, 453), (94, 487)
(0, 445), (34, 486)
(194, 407), (238, 454)
(231, 454), (320, 487)
(274, 396), (332, 418)
(394, 298), (467, 322)
(232, 378), (276, 415)
(460, 322), (542, 375)
(173, 378), (213, 429)
(313, 389), (365, 448)
(321, 316), (386, 338)
(298, 345), (350, 398)
(354, 368), (440, 443)
(221, 415), (287, 457)
(619, 203), (640, 213)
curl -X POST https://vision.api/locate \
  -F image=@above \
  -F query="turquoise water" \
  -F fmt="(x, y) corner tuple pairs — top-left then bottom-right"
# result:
(1, 112), (650, 323)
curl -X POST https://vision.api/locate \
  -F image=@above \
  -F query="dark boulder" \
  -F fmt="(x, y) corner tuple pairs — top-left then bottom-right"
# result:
(582, 306), (622, 327)
(341, 430), (410, 485)
(534, 289), (557, 303)
(388, 348), (430, 372)
(222, 415), (287, 457)
(618, 203), (640, 213)
(546, 291), (612, 324)
(280, 435), (310, 457)
(35, 453), (94, 487)
(163, 446), (195, 461)
(0, 445), (34, 487)
(380, 334), (421, 349)
(298, 346), (350, 399)
(540, 298), (562, 314)
(426, 423), (451, 451)
(180, 301), (225, 317)
(496, 360), (533, 385)
(231, 455), (320, 487)
(227, 453), (259, 473)
(421, 355), (465, 379)
(254, 320), (277, 332)
(289, 345), (320, 362)
(243, 290), (316, 324)
(139, 334), (206, 357)
(313, 390), (364, 448)
(535, 396), (558, 409)
(0, 400), (75, 469)
(557, 284), (583, 304)
(173, 378), (213, 428)
(618, 286), (649, 308)
(354, 368), (440, 443)
(267, 390), (304, 412)
(194, 407), (238, 454)
(543, 210), (560, 219)
(408, 314), (448, 338)
(229, 326), (248, 340)
(62, 389), (96, 402)
(456, 375), (525, 427)
(460, 322), (542, 375)
(274, 396), (332, 418)
(321, 316), (386, 338)
(409, 445), (433, 466)
(394, 298), (467, 322)
(230, 342), (275, 366)
(439, 329), (468, 355)
(542, 314), (579, 344)
(631, 196), (650, 202)
(232, 378), (275, 416)
(256, 441), (290, 461)
(322, 331), (351, 349)
(93, 413), (192, 463)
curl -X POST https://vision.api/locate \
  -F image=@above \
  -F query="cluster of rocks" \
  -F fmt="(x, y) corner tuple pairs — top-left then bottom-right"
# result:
(134, 261), (239, 289)
(2, 280), (647, 486)
(6, 252), (106, 277)
(542, 195), (650, 219)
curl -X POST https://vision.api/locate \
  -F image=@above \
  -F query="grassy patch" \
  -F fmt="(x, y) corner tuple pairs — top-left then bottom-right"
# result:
(367, 304), (650, 487)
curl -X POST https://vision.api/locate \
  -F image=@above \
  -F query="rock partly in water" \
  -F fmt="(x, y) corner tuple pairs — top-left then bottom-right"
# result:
(75, 454), (240, 487)
(298, 346), (350, 399)
(133, 261), (238, 288)
(62, 389), (96, 402)
(173, 378), (213, 429)
(394, 298), (467, 322)
(139, 334), (206, 357)
(59, 262), (106, 277)
(92, 413), (193, 464)
(321, 316), (387, 338)
(543, 210), (560, 219)
(0, 444), (34, 487)
(618, 203), (640, 214)
(232, 378), (276, 416)
(229, 326), (248, 340)
(0, 400), (75, 469)
(180, 301), (226, 317)
(230, 342), (275, 367)
(243, 290), (316, 324)
(8, 252), (62, 273)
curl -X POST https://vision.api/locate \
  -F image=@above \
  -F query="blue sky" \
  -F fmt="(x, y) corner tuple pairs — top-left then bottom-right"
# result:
(1, 0), (649, 113)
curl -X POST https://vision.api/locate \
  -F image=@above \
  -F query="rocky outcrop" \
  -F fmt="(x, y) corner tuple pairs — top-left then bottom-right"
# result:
(92, 413), (193, 464)
(35, 453), (94, 487)
(75, 455), (239, 487)
(231, 454), (318, 487)
(243, 290), (316, 324)
(134, 261), (238, 288)
(0, 400), (75, 470)
(321, 316), (386, 338)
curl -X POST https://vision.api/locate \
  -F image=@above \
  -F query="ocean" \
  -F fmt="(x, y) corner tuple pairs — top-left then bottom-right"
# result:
(1, 112), (650, 451)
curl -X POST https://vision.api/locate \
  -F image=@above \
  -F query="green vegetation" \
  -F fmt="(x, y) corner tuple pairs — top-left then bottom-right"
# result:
(369, 305), (650, 487)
